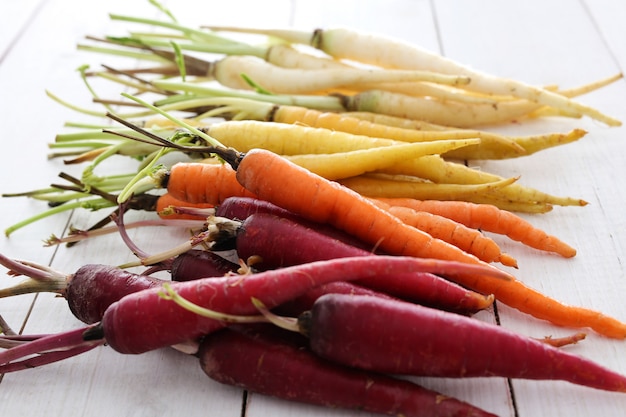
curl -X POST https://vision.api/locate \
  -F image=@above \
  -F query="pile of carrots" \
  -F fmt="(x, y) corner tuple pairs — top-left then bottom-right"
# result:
(2, 2), (626, 417)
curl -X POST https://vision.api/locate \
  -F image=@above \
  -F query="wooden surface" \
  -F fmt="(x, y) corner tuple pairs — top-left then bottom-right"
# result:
(1, 1), (626, 416)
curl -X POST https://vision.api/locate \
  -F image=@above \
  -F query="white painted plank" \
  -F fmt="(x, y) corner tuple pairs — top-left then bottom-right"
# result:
(584, 0), (626, 73)
(0, 0), (44, 60)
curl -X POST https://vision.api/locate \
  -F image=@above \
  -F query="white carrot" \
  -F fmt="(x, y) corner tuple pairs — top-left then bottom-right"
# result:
(345, 89), (548, 127)
(211, 55), (471, 94)
(206, 25), (621, 126)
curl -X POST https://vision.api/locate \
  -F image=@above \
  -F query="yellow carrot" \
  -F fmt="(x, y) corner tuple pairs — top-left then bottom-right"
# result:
(383, 155), (587, 209)
(284, 139), (480, 180)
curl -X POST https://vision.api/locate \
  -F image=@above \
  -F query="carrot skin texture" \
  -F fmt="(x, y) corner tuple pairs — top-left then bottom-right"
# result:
(170, 250), (240, 282)
(216, 196), (378, 252)
(376, 198), (576, 257)
(384, 204), (517, 267)
(274, 281), (397, 316)
(236, 212), (492, 314)
(166, 162), (257, 204)
(234, 213), (375, 270)
(101, 256), (491, 355)
(156, 193), (215, 220)
(304, 294), (626, 392)
(235, 150), (626, 337)
(199, 325), (498, 417)
(216, 195), (294, 220)
(66, 265), (164, 324)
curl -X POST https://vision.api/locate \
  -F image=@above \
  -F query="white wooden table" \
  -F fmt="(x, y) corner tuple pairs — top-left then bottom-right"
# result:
(1, 1), (626, 416)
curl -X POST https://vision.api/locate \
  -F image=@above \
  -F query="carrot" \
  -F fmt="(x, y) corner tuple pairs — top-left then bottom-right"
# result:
(190, 98), (526, 158)
(268, 103), (525, 156)
(218, 147), (626, 337)
(232, 149), (505, 266)
(0, 254), (165, 325)
(187, 98), (587, 160)
(342, 89), (555, 128)
(373, 200), (518, 267)
(199, 324), (498, 417)
(199, 119), (433, 155)
(263, 43), (511, 107)
(0, 255), (503, 372)
(163, 161), (257, 204)
(376, 155), (586, 210)
(206, 26), (620, 126)
(443, 128), (588, 161)
(337, 173), (542, 212)
(283, 139), (480, 180)
(97, 255), (500, 356)
(193, 120), (582, 210)
(156, 192), (215, 220)
(289, 293), (626, 392)
(226, 212), (493, 315)
(375, 198), (577, 257)
(344, 111), (470, 130)
(169, 250), (240, 282)
(215, 196), (379, 252)
(211, 54), (471, 94)
(110, 105), (620, 336)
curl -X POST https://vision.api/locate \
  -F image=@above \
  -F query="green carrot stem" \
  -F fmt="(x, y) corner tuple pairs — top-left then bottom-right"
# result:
(77, 44), (172, 63)
(108, 14), (254, 51)
(4, 199), (114, 237)
(153, 80), (346, 111)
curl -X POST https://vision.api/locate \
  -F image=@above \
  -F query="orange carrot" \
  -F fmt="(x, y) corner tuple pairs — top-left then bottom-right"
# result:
(375, 198), (576, 258)
(155, 193), (215, 220)
(379, 203), (518, 268)
(234, 149), (502, 268)
(164, 161), (257, 204)
(227, 148), (626, 338)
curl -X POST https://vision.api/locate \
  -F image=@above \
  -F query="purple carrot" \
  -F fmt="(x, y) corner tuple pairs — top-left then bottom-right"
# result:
(216, 196), (379, 252)
(231, 212), (493, 314)
(170, 250), (240, 282)
(199, 324), (498, 417)
(296, 293), (626, 393)
(97, 255), (505, 355)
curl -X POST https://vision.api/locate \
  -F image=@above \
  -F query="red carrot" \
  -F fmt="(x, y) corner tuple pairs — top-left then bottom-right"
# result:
(215, 196), (378, 252)
(231, 212), (493, 314)
(273, 281), (397, 316)
(97, 256), (506, 355)
(0, 250), (234, 326)
(199, 324), (498, 417)
(294, 293), (626, 393)
(0, 255), (507, 373)
(170, 250), (240, 282)
(0, 254), (164, 325)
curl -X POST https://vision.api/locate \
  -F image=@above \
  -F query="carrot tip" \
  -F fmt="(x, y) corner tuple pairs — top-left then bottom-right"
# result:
(479, 293), (496, 310)
(499, 253), (518, 269)
(537, 332), (587, 348)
